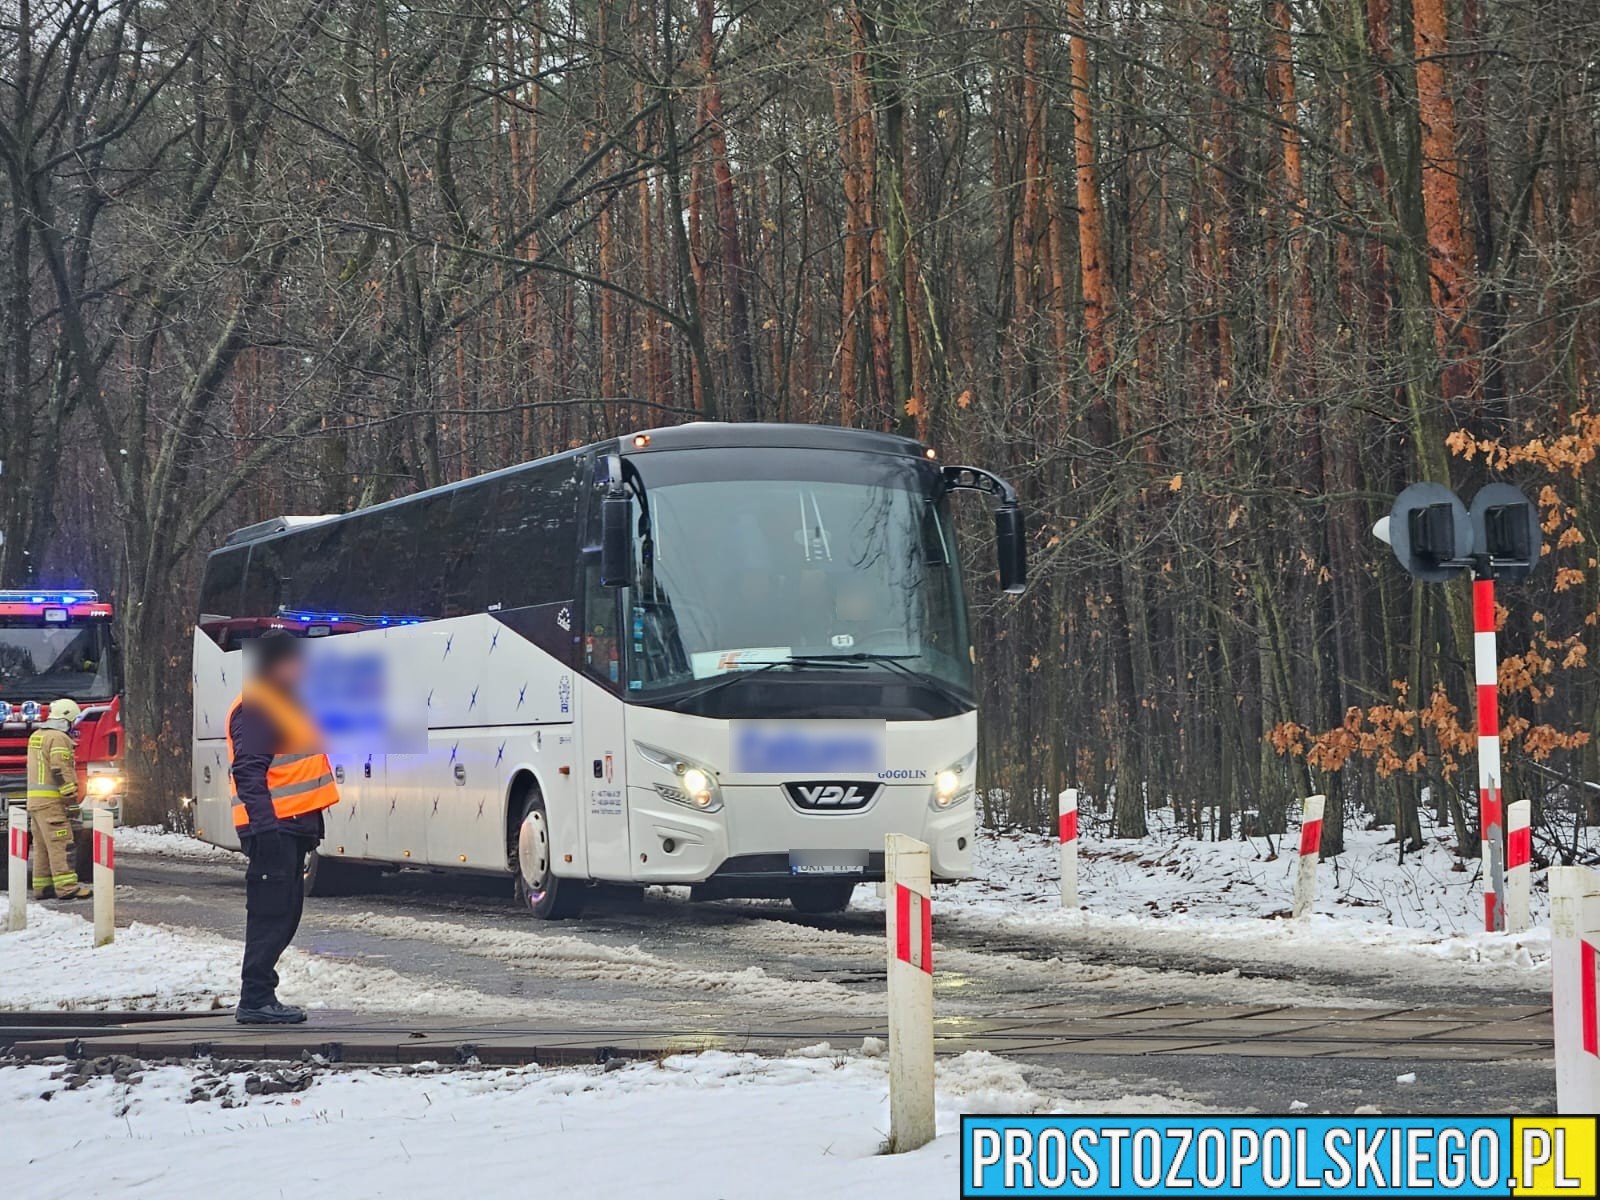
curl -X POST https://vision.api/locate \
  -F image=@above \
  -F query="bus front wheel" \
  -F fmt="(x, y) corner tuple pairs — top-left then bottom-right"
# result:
(789, 880), (856, 915)
(513, 795), (584, 920)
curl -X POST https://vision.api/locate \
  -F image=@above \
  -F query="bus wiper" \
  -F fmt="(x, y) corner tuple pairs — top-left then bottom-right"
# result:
(664, 659), (818, 708)
(787, 652), (971, 706)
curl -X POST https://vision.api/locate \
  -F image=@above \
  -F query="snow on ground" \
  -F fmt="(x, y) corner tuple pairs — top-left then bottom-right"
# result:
(0, 899), (546, 1017)
(314, 910), (880, 1014)
(1, 1048), (1214, 1200)
(112, 825), (241, 864)
(898, 808), (1564, 988)
(957, 807), (1545, 930)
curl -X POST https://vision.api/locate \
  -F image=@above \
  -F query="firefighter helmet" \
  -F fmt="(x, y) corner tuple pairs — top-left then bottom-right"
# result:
(48, 698), (83, 725)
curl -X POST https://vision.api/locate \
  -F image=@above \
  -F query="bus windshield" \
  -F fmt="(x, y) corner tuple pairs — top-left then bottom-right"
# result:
(623, 450), (972, 701)
(0, 620), (116, 702)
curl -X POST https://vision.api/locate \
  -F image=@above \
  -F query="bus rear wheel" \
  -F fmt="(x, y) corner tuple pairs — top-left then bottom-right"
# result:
(512, 794), (584, 920)
(789, 880), (857, 915)
(303, 849), (376, 897)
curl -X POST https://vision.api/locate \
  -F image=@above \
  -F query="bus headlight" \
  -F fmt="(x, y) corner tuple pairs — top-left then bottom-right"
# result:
(929, 752), (975, 811)
(636, 742), (724, 813)
(87, 774), (121, 799)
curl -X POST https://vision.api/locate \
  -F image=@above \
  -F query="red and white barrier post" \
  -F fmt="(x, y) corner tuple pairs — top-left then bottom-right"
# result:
(1293, 794), (1326, 919)
(1505, 798), (1531, 935)
(1549, 866), (1600, 1113)
(885, 832), (934, 1153)
(92, 807), (114, 946)
(1474, 579), (1505, 932)
(7, 802), (27, 932)
(1058, 788), (1079, 909)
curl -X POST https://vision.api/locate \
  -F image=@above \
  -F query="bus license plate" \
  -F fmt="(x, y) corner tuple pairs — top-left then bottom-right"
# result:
(789, 849), (869, 876)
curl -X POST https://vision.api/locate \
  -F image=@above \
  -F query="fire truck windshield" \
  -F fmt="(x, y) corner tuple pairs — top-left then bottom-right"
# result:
(0, 620), (116, 702)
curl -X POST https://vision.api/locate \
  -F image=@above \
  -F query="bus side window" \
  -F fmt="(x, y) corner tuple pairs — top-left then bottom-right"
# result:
(581, 554), (621, 689)
(198, 546), (249, 643)
(409, 494), (453, 620)
(441, 482), (496, 617)
(238, 538), (287, 621)
(478, 464), (581, 611)
(291, 519), (348, 616)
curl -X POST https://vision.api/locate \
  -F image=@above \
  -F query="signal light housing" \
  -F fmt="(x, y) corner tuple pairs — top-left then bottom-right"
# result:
(1469, 481), (1541, 583)
(1385, 482), (1471, 582)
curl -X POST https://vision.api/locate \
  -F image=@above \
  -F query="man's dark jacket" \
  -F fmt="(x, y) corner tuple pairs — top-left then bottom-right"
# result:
(229, 695), (327, 842)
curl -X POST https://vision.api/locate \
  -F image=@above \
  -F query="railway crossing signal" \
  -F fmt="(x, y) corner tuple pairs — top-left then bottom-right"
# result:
(1374, 482), (1541, 933)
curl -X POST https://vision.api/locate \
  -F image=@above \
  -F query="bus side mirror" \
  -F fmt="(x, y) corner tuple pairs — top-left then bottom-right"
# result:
(996, 505), (1027, 594)
(600, 493), (635, 588)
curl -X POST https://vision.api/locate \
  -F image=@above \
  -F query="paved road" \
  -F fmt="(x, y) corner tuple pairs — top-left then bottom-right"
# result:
(97, 849), (1558, 1112)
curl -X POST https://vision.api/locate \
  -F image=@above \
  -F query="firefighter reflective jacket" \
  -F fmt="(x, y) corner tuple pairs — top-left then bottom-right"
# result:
(225, 680), (340, 831)
(26, 725), (78, 810)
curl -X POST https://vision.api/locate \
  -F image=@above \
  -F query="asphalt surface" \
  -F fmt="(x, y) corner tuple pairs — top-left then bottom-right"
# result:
(96, 849), (1558, 1112)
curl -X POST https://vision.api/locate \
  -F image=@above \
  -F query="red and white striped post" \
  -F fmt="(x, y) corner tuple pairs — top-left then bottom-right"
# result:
(7, 803), (27, 933)
(1550, 866), (1600, 1113)
(1474, 578), (1505, 932)
(1058, 788), (1079, 909)
(884, 832), (934, 1153)
(1505, 798), (1531, 935)
(92, 807), (114, 946)
(1293, 794), (1326, 920)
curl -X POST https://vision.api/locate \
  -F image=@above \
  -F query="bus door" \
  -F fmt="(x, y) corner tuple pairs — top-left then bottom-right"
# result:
(576, 534), (631, 881)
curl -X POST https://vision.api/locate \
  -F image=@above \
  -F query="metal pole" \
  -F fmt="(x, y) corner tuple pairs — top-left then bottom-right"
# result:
(1473, 576), (1504, 932)
(1058, 788), (1079, 909)
(1505, 799), (1531, 935)
(884, 832), (935, 1153)
(92, 807), (114, 946)
(1293, 794), (1325, 920)
(7, 803), (27, 932)
(1550, 866), (1600, 1113)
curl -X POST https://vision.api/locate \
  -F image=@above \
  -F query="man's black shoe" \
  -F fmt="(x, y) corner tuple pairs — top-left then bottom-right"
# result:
(235, 1001), (309, 1025)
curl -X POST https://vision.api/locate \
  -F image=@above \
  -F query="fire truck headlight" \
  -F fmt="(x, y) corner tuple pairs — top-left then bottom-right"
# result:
(87, 774), (120, 799)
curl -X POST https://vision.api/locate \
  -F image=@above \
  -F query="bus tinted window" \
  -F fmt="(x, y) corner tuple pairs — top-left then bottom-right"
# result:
(348, 507), (420, 617)
(221, 451), (584, 626)
(440, 480), (497, 617)
(238, 538), (289, 618)
(409, 494), (454, 618)
(477, 465), (579, 609)
(288, 519), (348, 614)
(198, 546), (248, 618)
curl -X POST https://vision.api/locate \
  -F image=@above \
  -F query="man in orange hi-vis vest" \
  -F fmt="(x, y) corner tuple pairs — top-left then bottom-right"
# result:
(227, 631), (340, 1025)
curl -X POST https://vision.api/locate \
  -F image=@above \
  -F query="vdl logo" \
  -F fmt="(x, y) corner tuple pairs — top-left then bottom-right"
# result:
(784, 781), (880, 812)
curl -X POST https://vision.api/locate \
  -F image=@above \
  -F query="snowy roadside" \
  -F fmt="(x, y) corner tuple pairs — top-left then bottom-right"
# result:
(942, 809), (1556, 933)
(849, 813), (1561, 990)
(93, 822), (1561, 999)
(1, 1047), (1214, 1200)
(0, 899), (548, 1017)
(112, 825), (242, 864)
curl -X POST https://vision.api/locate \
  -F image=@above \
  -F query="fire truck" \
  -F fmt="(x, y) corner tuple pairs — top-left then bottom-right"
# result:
(0, 590), (126, 861)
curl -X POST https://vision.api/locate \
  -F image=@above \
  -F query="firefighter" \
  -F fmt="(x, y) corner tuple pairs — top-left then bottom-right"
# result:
(27, 698), (91, 900)
(227, 631), (340, 1025)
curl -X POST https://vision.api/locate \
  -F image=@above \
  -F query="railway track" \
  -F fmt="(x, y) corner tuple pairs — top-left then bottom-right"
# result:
(1, 999), (1555, 1069)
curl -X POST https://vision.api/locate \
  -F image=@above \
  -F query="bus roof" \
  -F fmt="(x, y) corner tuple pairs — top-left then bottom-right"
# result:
(620, 421), (932, 459)
(215, 422), (933, 551)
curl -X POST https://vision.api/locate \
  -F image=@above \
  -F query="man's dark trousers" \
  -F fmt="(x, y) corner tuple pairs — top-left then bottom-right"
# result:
(239, 832), (312, 1007)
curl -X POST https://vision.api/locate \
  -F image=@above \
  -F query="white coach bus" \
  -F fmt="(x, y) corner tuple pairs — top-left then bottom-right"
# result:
(191, 423), (1026, 917)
